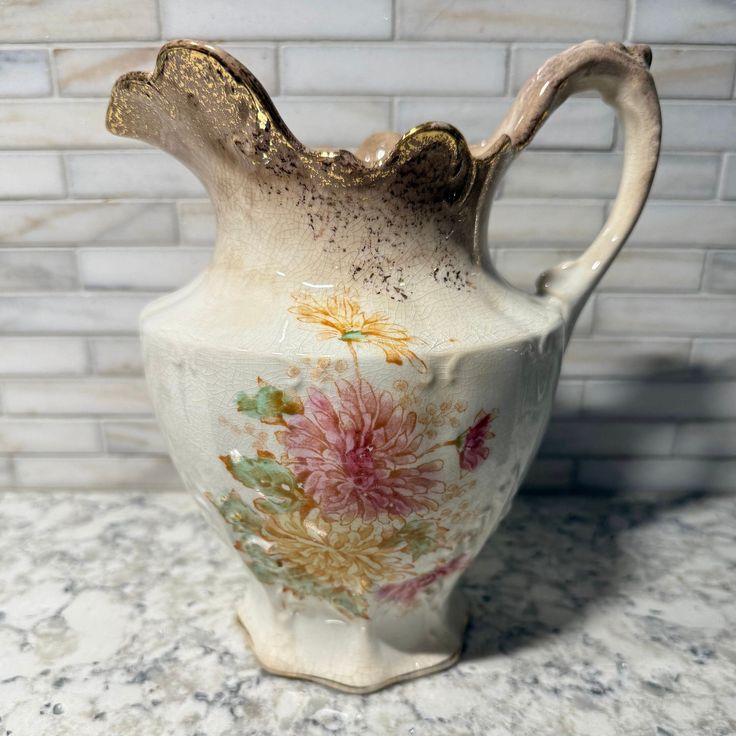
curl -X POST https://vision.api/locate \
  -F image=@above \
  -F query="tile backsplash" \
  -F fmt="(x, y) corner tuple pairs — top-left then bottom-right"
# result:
(0, 0), (734, 494)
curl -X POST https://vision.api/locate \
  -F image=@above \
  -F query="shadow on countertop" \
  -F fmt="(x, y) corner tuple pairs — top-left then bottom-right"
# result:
(461, 359), (726, 662)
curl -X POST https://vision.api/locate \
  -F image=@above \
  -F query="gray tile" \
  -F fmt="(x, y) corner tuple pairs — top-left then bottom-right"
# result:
(0, 249), (78, 291)
(0, 154), (65, 199)
(703, 251), (736, 293)
(632, 0), (736, 44)
(673, 422), (736, 457)
(103, 420), (167, 454)
(691, 340), (736, 377)
(0, 338), (88, 376)
(0, 418), (101, 453)
(540, 420), (676, 456)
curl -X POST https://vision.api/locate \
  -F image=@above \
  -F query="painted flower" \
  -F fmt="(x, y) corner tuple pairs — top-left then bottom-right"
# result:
(376, 554), (469, 605)
(290, 288), (426, 371)
(281, 378), (443, 522)
(261, 509), (408, 595)
(455, 410), (497, 471)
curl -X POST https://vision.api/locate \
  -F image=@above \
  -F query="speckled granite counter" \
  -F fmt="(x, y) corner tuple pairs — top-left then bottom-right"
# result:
(1, 490), (735, 736)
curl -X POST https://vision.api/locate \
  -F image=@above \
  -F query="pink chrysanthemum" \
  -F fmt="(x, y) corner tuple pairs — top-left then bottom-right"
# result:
(282, 379), (442, 522)
(377, 554), (470, 604)
(457, 411), (496, 471)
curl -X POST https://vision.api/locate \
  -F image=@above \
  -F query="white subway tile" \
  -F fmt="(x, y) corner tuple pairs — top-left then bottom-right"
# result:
(14, 456), (179, 489)
(704, 252), (736, 293)
(502, 152), (720, 200)
(397, 0), (626, 41)
(628, 203), (736, 247)
(649, 47), (736, 99)
(497, 248), (703, 293)
(0, 154), (65, 199)
(722, 154), (736, 200)
(0, 457), (13, 488)
(522, 458), (575, 490)
(79, 247), (210, 291)
(282, 44), (506, 96)
(54, 44), (277, 98)
(3, 379), (152, 415)
(509, 44), (568, 92)
(0, 338), (88, 376)
(582, 380), (736, 419)
(178, 201), (215, 243)
(0, 0), (159, 42)
(552, 380), (584, 417)
(691, 340), (736, 377)
(661, 102), (736, 151)
(488, 201), (605, 244)
(578, 458), (736, 495)
(103, 420), (166, 454)
(596, 296), (736, 337)
(0, 50), (51, 97)
(673, 422), (736, 457)
(90, 338), (143, 375)
(0, 294), (153, 334)
(67, 152), (204, 199)
(0, 203), (177, 244)
(540, 420), (676, 456)
(562, 338), (691, 378)
(396, 97), (614, 149)
(0, 418), (101, 453)
(161, 0), (392, 40)
(0, 100), (138, 149)
(0, 249), (78, 291)
(632, 0), (736, 44)
(275, 97), (391, 149)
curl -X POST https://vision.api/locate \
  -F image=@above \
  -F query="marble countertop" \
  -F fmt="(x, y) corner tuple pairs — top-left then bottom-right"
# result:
(1, 490), (735, 736)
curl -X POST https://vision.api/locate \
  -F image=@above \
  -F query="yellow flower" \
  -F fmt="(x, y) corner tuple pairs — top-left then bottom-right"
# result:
(261, 509), (408, 595)
(290, 289), (426, 372)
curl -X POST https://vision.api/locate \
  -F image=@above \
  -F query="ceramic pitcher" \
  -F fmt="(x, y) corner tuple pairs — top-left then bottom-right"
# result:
(106, 39), (660, 692)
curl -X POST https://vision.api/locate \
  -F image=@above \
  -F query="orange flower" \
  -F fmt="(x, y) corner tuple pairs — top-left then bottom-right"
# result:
(290, 289), (426, 372)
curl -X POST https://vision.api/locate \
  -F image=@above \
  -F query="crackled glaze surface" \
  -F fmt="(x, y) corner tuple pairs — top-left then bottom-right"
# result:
(2, 491), (735, 735)
(105, 39), (660, 690)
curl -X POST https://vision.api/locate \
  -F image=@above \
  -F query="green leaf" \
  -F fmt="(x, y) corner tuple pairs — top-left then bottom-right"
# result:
(220, 453), (302, 511)
(339, 329), (366, 342)
(235, 383), (303, 425)
(207, 490), (262, 535)
(391, 519), (440, 561)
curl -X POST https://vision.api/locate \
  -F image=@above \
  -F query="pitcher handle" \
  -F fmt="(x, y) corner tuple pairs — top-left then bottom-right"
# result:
(494, 41), (661, 340)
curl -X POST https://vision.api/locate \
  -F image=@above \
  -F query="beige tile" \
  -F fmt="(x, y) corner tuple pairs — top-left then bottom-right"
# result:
(90, 338), (144, 375)
(0, 203), (177, 244)
(673, 422), (736, 457)
(562, 339), (691, 378)
(540, 420), (676, 456)
(3, 379), (152, 415)
(691, 340), (736, 377)
(0, 100), (138, 149)
(397, 0), (626, 40)
(0, 0), (159, 42)
(79, 247), (210, 290)
(649, 47), (736, 99)
(0, 50), (51, 97)
(0, 154), (65, 199)
(596, 296), (736, 337)
(488, 201), (605, 245)
(14, 456), (179, 489)
(502, 152), (720, 200)
(161, 0), (392, 40)
(703, 252), (736, 293)
(281, 44), (506, 95)
(0, 338), (89, 376)
(579, 458), (736, 495)
(0, 249), (78, 291)
(582, 380), (736, 419)
(0, 294), (154, 334)
(496, 248), (703, 293)
(632, 0), (736, 44)
(0, 418), (101, 453)
(397, 97), (614, 149)
(628, 203), (736, 247)
(103, 420), (167, 454)
(54, 44), (278, 97)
